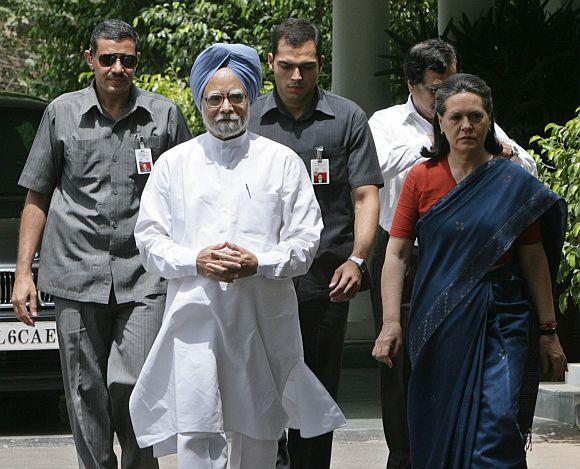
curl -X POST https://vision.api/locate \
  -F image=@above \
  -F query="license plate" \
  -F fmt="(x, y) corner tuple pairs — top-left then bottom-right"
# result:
(0, 321), (59, 351)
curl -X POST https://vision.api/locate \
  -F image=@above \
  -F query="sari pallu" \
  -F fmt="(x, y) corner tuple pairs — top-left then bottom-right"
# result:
(406, 158), (566, 469)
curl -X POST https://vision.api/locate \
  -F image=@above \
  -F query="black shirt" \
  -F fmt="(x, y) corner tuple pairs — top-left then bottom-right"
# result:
(249, 87), (383, 301)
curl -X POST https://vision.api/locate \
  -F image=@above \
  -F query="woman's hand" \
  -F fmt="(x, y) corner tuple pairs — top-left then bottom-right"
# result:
(372, 321), (403, 368)
(539, 335), (567, 381)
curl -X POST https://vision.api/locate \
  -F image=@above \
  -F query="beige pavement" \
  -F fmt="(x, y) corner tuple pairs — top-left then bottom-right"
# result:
(1, 368), (578, 468)
(1, 417), (579, 469)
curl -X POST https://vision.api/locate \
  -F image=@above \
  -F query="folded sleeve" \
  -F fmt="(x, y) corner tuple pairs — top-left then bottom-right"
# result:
(18, 104), (61, 194)
(255, 154), (324, 279)
(346, 108), (384, 189)
(389, 167), (420, 240)
(516, 220), (542, 245)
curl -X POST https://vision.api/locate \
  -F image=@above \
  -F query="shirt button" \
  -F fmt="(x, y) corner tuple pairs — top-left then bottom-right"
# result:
(113, 156), (118, 162)
(113, 188), (118, 195)
(111, 256), (116, 261)
(112, 222), (118, 229)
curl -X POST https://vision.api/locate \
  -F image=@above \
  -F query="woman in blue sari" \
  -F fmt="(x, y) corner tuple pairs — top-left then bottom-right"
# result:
(372, 74), (567, 468)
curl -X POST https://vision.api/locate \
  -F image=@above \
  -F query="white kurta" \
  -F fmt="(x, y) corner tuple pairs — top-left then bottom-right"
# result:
(129, 130), (346, 455)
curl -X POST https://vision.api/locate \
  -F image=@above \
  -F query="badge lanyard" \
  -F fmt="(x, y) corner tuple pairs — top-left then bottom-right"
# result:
(311, 146), (330, 185)
(134, 135), (153, 174)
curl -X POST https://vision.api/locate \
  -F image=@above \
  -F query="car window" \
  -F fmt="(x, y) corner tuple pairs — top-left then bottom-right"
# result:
(0, 106), (43, 218)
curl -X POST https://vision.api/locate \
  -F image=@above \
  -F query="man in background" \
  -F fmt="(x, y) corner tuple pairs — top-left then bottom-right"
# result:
(368, 38), (537, 469)
(250, 18), (383, 469)
(12, 19), (191, 469)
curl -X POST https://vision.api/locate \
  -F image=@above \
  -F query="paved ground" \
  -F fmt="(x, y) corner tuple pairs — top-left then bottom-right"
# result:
(1, 368), (579, 468)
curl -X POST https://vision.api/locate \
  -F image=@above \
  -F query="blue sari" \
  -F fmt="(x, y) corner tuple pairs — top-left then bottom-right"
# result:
(407, 158), (566, 468)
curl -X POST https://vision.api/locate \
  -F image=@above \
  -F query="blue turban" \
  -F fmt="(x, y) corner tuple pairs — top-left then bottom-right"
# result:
(189, 43), (262, 111)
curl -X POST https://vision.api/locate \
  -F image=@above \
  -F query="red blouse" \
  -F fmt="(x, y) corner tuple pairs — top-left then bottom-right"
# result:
(390, 156), (541, 263)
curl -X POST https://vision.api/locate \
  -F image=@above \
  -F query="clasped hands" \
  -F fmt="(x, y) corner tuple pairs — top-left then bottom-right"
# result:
(196, 241), (258, 283)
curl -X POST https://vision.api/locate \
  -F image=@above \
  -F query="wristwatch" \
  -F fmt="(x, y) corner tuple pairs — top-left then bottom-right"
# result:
(508, 145), (519, 160)
(348, 255), (367, 273)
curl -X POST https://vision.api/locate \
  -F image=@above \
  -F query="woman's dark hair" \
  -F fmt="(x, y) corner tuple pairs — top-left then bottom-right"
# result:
(90, 19), (139, 54)
(272, 18), (323, 63)
(421, 73), (503, 160)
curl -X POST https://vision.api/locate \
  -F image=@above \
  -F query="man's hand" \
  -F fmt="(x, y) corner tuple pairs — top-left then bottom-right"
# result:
(499, 141), (515, 159)
(12, 273), (38, 326)
(539, 335), (567, 381)
(329, 260), (362, 302)
(372, 321), (403, 368)
(196, 243), (242, 283)
(223, 242), (258, 279)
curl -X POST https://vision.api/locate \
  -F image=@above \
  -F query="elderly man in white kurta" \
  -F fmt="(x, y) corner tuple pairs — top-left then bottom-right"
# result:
(129, 43), (346, 469)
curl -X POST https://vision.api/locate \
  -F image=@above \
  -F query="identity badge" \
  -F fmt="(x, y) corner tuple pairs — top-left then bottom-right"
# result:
(135, 148), (153, 174)
(311, 145), (329, 185)
(134, 135), (153, 174)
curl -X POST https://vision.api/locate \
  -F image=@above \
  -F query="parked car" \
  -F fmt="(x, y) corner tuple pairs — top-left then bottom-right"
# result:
(0, 91), (62, 391)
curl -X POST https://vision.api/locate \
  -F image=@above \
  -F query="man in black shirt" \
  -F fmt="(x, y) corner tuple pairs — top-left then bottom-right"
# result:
(249, 18), (382, 469)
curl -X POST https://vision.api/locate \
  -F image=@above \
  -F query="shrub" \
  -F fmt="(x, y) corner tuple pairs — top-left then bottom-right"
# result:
(376, 0), (438, 104)
(134, 1), (332, 92)
(447, 0), (580, 147)
(531, 109), (580, 312)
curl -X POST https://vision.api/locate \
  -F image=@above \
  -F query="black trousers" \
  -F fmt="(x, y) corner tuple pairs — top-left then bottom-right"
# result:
(277, 298), (350, 469)
(369, 227), (414, 469)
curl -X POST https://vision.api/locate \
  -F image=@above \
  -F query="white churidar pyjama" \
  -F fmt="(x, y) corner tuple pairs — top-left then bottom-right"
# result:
(174, 432), (276, 469)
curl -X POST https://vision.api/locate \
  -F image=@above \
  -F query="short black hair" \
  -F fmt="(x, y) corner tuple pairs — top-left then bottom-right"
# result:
(272, 18), (323, 62)
(90, 19), (139, 54)
(421, 73), (503, 160)
(404, 39), (457, 85)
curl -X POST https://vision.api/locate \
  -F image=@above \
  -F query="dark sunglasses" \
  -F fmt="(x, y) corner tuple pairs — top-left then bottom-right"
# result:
(204, 92), (247, 108)
(96, 53), (139, 69)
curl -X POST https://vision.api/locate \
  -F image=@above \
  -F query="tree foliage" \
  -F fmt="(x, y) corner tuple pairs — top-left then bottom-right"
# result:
(24, 0), (148, 98)
(447, 0), (580, 146)
(377, 0), (438, 103)
(10, 0), (331, 133)
(135, 1), (331, 87)
(0, 0), (37, 93)
(532, 109), (580, 311)
(13, 1), (330, 102)
(133, 1), (331, 134)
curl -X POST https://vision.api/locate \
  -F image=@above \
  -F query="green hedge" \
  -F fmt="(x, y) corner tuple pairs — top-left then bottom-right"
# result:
(532, 109), (580, 312)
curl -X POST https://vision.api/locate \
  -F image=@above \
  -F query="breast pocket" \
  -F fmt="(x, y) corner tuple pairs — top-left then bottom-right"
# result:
(64, 139), (100, 183)
(323, 146), (347, 184)
(142, 135), (163, 162)
(129, 135), (162, 195)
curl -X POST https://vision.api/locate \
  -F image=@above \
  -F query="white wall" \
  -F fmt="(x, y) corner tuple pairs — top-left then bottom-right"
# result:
(331, 0), (390, 116)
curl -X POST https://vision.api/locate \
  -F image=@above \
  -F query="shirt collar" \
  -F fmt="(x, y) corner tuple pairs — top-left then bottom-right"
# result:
(259, 86), (335, 120)
(205, 129), (248, 149)
(78, 81), (152, 118)
(404, 94), (431, 128)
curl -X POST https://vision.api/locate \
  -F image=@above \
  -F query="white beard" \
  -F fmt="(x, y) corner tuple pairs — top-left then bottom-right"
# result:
(203, 111), (248, 140)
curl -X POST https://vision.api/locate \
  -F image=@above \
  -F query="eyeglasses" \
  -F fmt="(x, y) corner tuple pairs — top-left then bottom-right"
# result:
(96, 53), (139, 69)
(204, 92), (247, 108)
